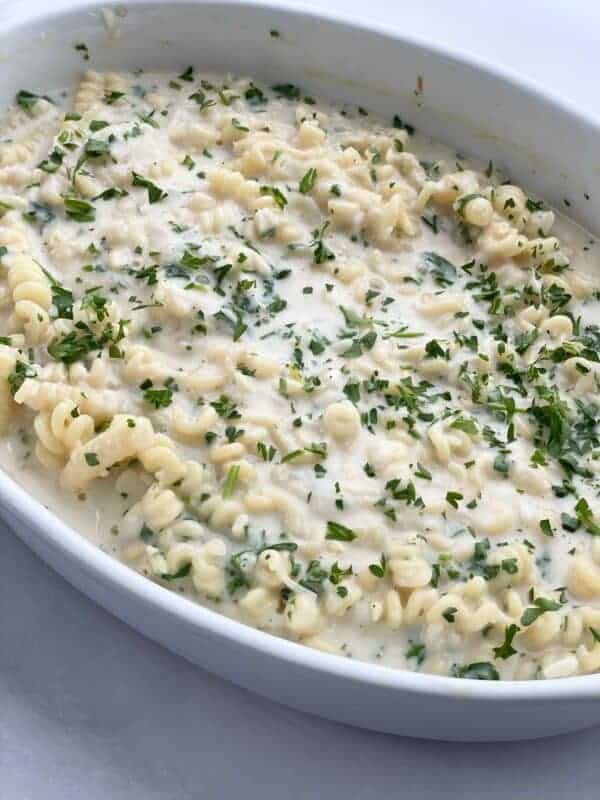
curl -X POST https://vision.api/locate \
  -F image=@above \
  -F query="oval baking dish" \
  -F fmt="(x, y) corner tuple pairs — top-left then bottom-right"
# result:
(1, 0), (600, 741)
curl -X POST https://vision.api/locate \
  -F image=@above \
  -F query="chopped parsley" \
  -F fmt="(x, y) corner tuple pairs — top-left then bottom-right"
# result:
(325, 521), (357, 542)
(131, 171), (167, 203)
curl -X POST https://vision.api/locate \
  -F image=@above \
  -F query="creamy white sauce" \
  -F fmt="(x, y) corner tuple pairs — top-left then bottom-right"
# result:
(1, 68), (600, 681)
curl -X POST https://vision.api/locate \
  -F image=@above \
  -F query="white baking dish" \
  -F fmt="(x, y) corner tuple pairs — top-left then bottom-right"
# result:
(1, 0), (600, 741)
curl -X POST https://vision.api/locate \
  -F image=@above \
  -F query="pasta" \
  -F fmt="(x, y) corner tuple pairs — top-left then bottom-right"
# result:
(1, 66), (600, 681)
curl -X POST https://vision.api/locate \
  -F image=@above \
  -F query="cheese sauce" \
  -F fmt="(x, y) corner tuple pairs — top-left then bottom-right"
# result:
(1, 68), (600, 680)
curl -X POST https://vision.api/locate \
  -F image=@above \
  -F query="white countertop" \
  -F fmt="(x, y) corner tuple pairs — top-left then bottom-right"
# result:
(2, 1), (600, 796)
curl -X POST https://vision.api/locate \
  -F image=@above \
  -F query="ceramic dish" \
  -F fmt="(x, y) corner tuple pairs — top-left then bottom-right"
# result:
(1, 0), (600, 741)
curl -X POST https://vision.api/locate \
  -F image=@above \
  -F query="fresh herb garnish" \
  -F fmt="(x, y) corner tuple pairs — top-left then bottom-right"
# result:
(325, 521), (357, 542)
(131, 171), (167, 203)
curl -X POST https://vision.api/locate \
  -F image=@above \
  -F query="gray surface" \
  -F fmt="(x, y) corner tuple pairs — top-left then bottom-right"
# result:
(2, 0), (600, 797)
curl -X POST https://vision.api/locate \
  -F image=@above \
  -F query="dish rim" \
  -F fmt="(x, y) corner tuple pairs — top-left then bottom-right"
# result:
(2, 0), (600, 701)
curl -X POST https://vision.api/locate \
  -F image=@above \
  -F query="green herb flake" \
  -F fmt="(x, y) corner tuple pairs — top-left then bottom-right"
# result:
(575, 497), (600, 536)
(493, 624), (520, 660)
(222, 464), (240, 498)
(452, 662), (500, 680)
(143, 387), (173, 408)
(272, 83), (301, 100)
(131, 171), (167, 204)
(64, 196), (95, 222)
(368, 554), (387, 578)
(325, 521), (357, 542)
(442, 606), (458, 623)
(423, 251), (457, 285)
(104, 90), (125, 105)
(260, 185), (287, 209)
(521, 597), (561, 627)
(178, 66), (194, 82)
(299, 167), (317, 194)
(161, 563), (192, 581)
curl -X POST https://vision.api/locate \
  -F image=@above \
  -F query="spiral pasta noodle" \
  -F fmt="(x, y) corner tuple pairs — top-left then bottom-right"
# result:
(0, 66), (598, 681)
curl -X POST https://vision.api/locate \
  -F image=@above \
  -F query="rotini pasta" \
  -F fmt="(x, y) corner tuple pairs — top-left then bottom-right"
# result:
(1, 67), (599, 681)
